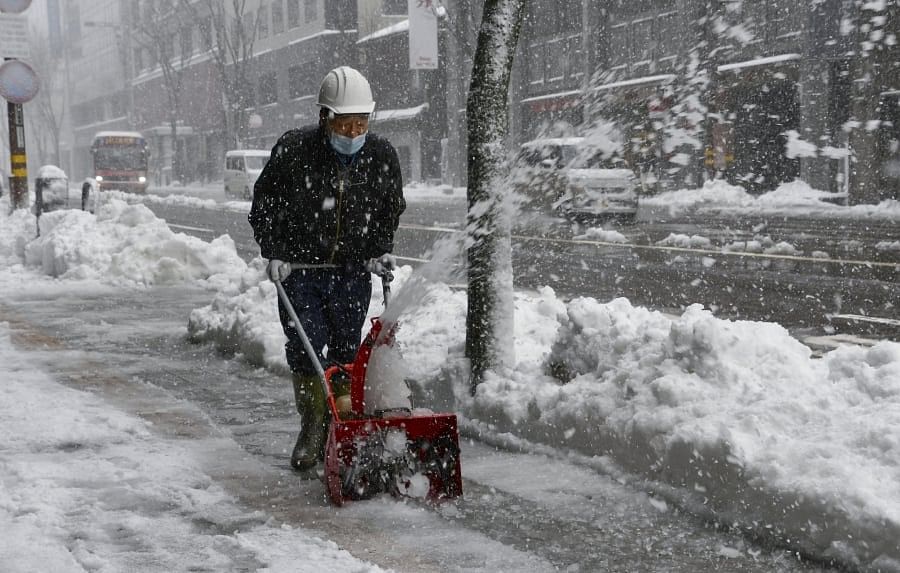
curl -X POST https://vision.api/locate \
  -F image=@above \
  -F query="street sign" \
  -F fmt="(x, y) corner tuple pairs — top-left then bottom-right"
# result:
(409, 0), (439, 70)
(0, 0), (31, 13)
(0, 59), (40, 104)
(0, 14), (29, 59)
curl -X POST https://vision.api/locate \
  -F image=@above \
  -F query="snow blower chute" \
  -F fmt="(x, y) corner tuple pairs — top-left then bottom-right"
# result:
(274, 267), (462, 506)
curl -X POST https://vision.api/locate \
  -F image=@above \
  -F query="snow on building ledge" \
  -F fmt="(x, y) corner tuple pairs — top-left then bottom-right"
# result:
(717, 53), (801, 73)
(591, 74), (677, 92)
(521, 89), (583, 104)
(372, 103), (429, 123)
(357, 7), (447, 44)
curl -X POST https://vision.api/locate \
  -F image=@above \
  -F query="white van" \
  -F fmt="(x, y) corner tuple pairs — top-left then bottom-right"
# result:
(516, 137), (638, 220)
(224, 150), (270, 200)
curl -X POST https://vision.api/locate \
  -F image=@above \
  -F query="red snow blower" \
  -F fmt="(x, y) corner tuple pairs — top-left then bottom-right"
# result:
(275, 268), (462, 506)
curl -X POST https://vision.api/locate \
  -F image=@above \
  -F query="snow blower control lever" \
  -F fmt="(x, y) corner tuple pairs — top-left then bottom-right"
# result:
(274, 264), (462, 506)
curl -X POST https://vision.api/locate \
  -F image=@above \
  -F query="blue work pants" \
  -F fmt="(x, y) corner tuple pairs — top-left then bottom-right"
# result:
(278, 267), (372, 375)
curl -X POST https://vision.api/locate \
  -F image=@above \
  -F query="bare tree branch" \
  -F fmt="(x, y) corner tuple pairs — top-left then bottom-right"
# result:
(133, 2), (199, 181)
(178, 0), (259, 148)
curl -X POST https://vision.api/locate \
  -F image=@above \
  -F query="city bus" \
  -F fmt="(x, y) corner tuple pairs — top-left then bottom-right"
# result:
(90, 131), (150, 193)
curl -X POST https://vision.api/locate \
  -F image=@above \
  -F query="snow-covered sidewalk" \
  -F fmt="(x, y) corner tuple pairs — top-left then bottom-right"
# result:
(0, 322), (388, 572)
(2, 192), (900, 571)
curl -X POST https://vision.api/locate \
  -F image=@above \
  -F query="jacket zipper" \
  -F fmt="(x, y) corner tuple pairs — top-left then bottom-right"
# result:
(328, 171), (346, 264)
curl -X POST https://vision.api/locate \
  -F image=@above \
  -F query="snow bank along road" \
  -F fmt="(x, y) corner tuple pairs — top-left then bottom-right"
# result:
(0, 286), (828, 572)
(142, 198), (899, 340)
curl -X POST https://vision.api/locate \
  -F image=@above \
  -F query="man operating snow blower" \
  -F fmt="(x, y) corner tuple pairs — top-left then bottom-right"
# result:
(248, 66), (405, 472)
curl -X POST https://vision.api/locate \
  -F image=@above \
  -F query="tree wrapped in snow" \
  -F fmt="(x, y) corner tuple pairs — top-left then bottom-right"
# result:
(465, 0), (527, 392)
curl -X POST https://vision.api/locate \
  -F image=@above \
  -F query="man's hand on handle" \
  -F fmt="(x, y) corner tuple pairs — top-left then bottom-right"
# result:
(365, 254), (397, 276)
(266, 259), (292, 282)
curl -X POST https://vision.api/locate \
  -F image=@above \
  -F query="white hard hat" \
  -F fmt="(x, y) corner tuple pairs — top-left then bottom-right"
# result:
(317, 66), (375, 115)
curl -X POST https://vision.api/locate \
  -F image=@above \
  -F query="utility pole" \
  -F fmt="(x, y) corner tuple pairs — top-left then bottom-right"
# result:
(5, 82), (27, 208)
(0, 1), (39, 211)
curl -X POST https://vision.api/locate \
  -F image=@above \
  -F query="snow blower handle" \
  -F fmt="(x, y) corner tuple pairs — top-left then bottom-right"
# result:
(273, 278), (329, 391)
(380, 270), (393, 306)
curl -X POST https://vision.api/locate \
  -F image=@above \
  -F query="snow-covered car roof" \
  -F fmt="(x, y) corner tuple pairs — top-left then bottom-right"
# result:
(566, 168), (635, 181)
(520, 137), (586, 148)
(225, 149), (270, 157)
(93, 131), (144, 140)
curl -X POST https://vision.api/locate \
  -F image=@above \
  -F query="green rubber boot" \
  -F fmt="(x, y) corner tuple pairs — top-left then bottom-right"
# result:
(290, 373), (328, 472)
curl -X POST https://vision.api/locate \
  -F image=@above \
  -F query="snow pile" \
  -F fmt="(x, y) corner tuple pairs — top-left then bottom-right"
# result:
(656, 233), (712, 249)
(187, 262), (420, 380)
(188, 252), (900, 569)
(0, 206), (36, 265)
(105, 188), (220, 210)
(0, 322), (387, 572)
(763, 241), (800, 255)
(0, 196), (246, 289)
(466, 298), (900, 571)
(643, 179), (900, 220)
(142, 181), (466, 209)
(186, 258), (290, 370)
(642, 179), (753, 215)
(574, 227), (629, 243)
(753, 180), (839, 207)
(37, 165), (68, 180)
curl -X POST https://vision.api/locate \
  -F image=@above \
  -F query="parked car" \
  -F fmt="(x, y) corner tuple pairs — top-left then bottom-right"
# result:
(515, 137), (638, 221)
(224, 150), (270, 200)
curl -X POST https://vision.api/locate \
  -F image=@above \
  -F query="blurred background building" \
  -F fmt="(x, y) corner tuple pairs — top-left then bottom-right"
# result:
(28, 0), (900, 204)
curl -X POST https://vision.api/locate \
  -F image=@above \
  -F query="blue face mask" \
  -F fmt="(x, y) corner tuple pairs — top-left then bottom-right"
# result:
(330, 131), (367, 156)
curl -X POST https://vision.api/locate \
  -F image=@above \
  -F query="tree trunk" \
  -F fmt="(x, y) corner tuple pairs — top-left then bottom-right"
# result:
(169, 116), (180, 183)
(464, 0), (526, 394)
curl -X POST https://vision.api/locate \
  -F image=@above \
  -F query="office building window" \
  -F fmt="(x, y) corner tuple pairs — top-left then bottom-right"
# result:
(383, 0), (405, 15)
(244, 10), (255, 40)
(259, 71), (278, 105)
(241, 83), (255, 108)
(527, 43), (545, 86)
(288, 0), (300, 28)
(180, 26), (193, 57)
(272, 0), (284, 34)
(288, 65), (315, 99)
(258, 4), (269, 39)
(608, 23), (629, 68)
(631, 18), (653, 64)
(67, 2), (81, 42)
(200, 17), (213, 49)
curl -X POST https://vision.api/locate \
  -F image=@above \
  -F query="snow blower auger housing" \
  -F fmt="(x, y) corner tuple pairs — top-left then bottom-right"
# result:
(275, 267), (462, 506)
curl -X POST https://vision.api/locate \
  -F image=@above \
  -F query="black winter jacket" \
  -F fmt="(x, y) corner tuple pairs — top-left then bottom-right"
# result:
(248, 125), (405, 265)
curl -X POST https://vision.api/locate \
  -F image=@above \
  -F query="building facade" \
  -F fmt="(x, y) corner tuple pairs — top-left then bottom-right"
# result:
(60, 0), (361, 186)
(512, 0), (899, 203)
(356, 0), (447, 183)
(50, 0), (900, 203)
(128, 0), (357, 185)
(57, 0), (133, 183)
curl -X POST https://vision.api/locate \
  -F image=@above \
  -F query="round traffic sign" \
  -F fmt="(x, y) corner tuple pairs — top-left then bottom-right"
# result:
(0, 0), (32, 13)
(0, 59), (40, 104)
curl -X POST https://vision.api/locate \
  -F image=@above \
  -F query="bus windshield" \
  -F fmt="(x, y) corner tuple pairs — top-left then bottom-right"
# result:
(93, 146), (147, 171)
